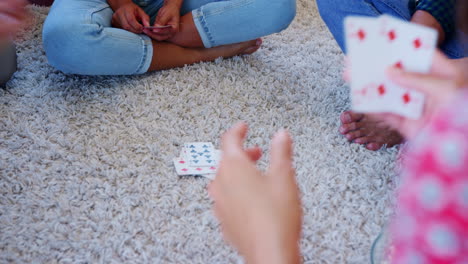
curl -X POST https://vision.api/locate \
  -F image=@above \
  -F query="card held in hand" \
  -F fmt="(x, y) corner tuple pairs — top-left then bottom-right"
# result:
(344, 15), (438, 119)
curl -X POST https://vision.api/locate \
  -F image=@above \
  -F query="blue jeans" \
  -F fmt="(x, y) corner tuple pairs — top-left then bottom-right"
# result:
(316, 0), (467, 59)
(42, 0), (295, 75)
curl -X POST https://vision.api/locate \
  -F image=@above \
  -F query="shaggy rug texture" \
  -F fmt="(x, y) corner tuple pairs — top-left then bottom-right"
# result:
(0, 1), (399, 263)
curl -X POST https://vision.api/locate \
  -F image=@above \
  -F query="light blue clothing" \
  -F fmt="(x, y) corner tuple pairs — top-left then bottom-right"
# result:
(316, 0), (467, 59)
(42, 0), (296, 75)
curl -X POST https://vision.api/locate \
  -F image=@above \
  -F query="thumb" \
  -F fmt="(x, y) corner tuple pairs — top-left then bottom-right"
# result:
(267, 130), (294, 182)
(155, 10), (169, 26)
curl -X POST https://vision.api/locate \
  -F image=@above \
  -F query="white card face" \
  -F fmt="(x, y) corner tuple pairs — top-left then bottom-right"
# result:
(203, 173), (216, 180)
(378, 15), (437, 74)
(173, 157), (218, 176)
(184, 142), (216, 167)
(345, 15), (437, 119)
(345, 16), (388, 114)
(144, 25), (172, 29)
(377, 15), (437, 119)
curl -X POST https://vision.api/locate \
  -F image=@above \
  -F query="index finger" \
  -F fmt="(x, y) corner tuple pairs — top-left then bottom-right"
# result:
(220, 122), (248, 154)
(136, 8), (150, 27)
(125, 11), (143, 32)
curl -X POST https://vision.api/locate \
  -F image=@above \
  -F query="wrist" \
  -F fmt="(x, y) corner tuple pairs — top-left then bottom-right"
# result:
(245, 226), (301, 264)
(164, 0), (183, 9)
(411, 10), (445, 45)
(248, 241), (301, 264)
(107, 0), (134, 11)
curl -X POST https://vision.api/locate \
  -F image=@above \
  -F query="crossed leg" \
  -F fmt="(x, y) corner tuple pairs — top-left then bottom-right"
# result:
(147, 0), (293, 71)
(148, 38), (261, 71)
(43, 0), (293, 75)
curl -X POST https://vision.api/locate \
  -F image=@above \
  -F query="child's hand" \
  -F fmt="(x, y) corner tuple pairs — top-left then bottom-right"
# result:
(209, 123), (302, 264)
(368, 50), (465, 139)
(111, 2), (150, 34)
(0, 0), (27, 38)
(143, 2), (181, 41)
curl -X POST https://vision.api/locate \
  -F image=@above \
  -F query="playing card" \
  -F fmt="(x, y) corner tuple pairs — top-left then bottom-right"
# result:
(345, 15), (438, 119)
(378, 15), (437, 73)
(144, 25), (172, 29)
(377, 15), (437, 119)
(173, 142), (221, 180)
(184, 142), (217, 167)
(173, 157), (218, 177)
(345, 16), (387, 114)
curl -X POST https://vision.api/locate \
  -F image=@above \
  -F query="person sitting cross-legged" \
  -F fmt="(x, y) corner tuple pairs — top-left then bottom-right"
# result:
(42, 0), (296, 76)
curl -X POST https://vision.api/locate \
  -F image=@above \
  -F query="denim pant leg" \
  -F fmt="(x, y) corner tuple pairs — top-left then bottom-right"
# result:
(442, 32), (468, 59)
(184, 0), (296, 48)
(316, 0), (466, 58)
(316, 0), (411, 53)
(0, 41), (17, 86)
(43, 0), (153, 75)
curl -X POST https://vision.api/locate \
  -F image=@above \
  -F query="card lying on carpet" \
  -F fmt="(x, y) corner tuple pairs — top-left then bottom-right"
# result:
(173, 142), (221, 180)
(345, 15), (438, 119)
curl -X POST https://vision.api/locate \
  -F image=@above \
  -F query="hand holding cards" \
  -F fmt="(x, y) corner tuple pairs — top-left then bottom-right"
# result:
(143, 25), (172, 30)
(345, 15), (438, 119)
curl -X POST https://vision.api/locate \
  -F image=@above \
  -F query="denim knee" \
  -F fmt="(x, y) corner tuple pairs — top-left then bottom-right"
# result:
(43, 15), (89, 74)
(270, 0), (296, 33)
(316, 0), (339, 25)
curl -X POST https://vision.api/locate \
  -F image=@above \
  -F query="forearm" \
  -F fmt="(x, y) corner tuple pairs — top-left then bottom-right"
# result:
(248, 244), (301, 264)
(411, 10), (445, 45)
(245, 231), (301, 264)
(107, 0), (133, 11)
(411, 0), (456, 45)
(164, 0), (183, 8)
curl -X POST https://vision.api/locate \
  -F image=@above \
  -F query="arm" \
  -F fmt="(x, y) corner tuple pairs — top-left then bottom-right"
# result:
(209, 123), (303, 264)
(411, 0), (456, 45)
(107, 0), (133, 11)
(142, 0), (184, 40)
(108, 0), (150, 33)
(163, 0), (183, 9)
(0, 0), (27, 38)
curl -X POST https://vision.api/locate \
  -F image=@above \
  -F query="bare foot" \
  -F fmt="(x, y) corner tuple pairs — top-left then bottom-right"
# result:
(199, 38), (262, 60)
(339, 111), (404, 151)
(148, 38), (262, 71)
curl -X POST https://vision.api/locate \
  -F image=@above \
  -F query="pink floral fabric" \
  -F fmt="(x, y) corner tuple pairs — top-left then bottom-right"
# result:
(391, 90), (468, 264)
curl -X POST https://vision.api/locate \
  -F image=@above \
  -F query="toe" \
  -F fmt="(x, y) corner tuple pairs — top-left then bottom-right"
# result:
(242, 39), (262, 54)
(345, 129), (366, 141)
(366, 142), (384, 151)
(354, 136), (373, 144)
(340, 111), (364, 124)
(339, 122), (361, 134)
(255, 38), (262, 46)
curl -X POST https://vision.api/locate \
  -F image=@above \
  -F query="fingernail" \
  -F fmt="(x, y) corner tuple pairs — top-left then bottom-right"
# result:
(275, 129), (290, 142)
(344, 113), (351, 123)
(387, 67), (403, 76)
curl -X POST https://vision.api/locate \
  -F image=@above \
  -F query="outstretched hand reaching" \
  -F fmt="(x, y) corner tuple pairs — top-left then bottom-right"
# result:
(209, 123), (302, 264)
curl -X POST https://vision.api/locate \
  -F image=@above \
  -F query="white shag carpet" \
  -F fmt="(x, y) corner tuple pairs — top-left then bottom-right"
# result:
(0, 1), (399, 263)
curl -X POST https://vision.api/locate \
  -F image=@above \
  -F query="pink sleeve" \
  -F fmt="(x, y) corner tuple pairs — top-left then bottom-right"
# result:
(390, 91), (468, 263)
